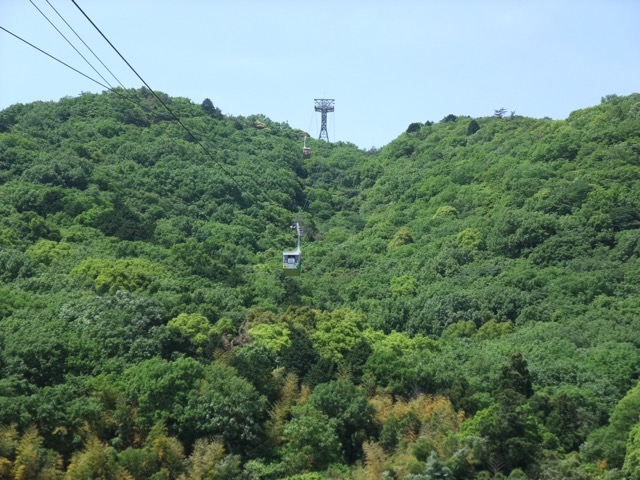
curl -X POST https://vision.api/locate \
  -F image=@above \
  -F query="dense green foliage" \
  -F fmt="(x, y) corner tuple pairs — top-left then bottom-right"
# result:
(1, 88), (640, 478)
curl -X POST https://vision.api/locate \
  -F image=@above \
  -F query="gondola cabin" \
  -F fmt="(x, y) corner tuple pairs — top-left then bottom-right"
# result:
(283, 222), (302, 276)
(302, 135), (311, 159)
(282, 247), (301, 276)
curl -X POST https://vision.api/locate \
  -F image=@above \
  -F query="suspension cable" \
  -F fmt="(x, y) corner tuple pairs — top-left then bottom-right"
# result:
(44, 0), (127, 89)
(70, 0), (276, 207)
(0, 25), (109, 90)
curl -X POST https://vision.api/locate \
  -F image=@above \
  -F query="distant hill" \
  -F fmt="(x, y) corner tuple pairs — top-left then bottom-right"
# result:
(0, 88), (639, 478)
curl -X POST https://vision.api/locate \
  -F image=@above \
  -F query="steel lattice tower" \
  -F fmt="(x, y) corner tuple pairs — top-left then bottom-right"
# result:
(314, 98), (334, 141)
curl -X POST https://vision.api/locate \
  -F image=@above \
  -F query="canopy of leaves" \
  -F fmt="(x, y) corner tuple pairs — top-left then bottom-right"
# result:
(1, 89), (640, 477)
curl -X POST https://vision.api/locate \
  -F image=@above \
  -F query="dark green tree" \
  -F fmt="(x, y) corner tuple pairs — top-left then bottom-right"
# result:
(179, 362), (268, 452)
(201, 97), (223, 119)
(467, 119), (480, 135)
(309, 380), (377, 462)
(407, 122), (423, 134)
(280, 403), (342, 474)
(497, 352), (533, 400)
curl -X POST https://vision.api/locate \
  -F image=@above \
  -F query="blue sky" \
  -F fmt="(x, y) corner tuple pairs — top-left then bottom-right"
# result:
(1, 0), (639, 149)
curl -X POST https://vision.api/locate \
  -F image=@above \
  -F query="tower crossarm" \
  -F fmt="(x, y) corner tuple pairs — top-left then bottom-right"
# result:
(314, 98), (335, 113)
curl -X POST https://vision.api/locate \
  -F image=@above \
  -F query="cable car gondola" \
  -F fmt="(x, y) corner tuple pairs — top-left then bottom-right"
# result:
(282, 222), (302, 276)
(302, 135), (311, 159)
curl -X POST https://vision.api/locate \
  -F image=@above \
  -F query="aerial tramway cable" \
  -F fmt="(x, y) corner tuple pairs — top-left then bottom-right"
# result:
(0, 25), (110, 90)
(283, 116), (330, 274)
(29, 0), (116, 91)
(5, 3), (310, 272)
(43, 0), (127, 89)
(69, 0), (266, 207)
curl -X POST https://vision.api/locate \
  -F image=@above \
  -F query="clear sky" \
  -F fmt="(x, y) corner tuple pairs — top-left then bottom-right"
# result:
(1, 0), (639, 149)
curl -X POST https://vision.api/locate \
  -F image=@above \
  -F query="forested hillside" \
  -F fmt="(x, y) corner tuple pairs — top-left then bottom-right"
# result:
(1, 88), (640, 479)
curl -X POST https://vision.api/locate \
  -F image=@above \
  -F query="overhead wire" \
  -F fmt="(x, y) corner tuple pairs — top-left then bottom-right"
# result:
(4, 2), (320, 273)
(0, 25), (110, 90)
(5, 2), (295, 219)
(70, 0), (264, 207)
(0, 25), (187, 193)
(2, 15), (182, 132)
(44, 0), (127, 89)
(31, 0), (165, 137)
(34, 0), (163, 140)
(29, 0), (115, 91)
(2, 20), (259, 209)
(0, 24), (169, 123)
